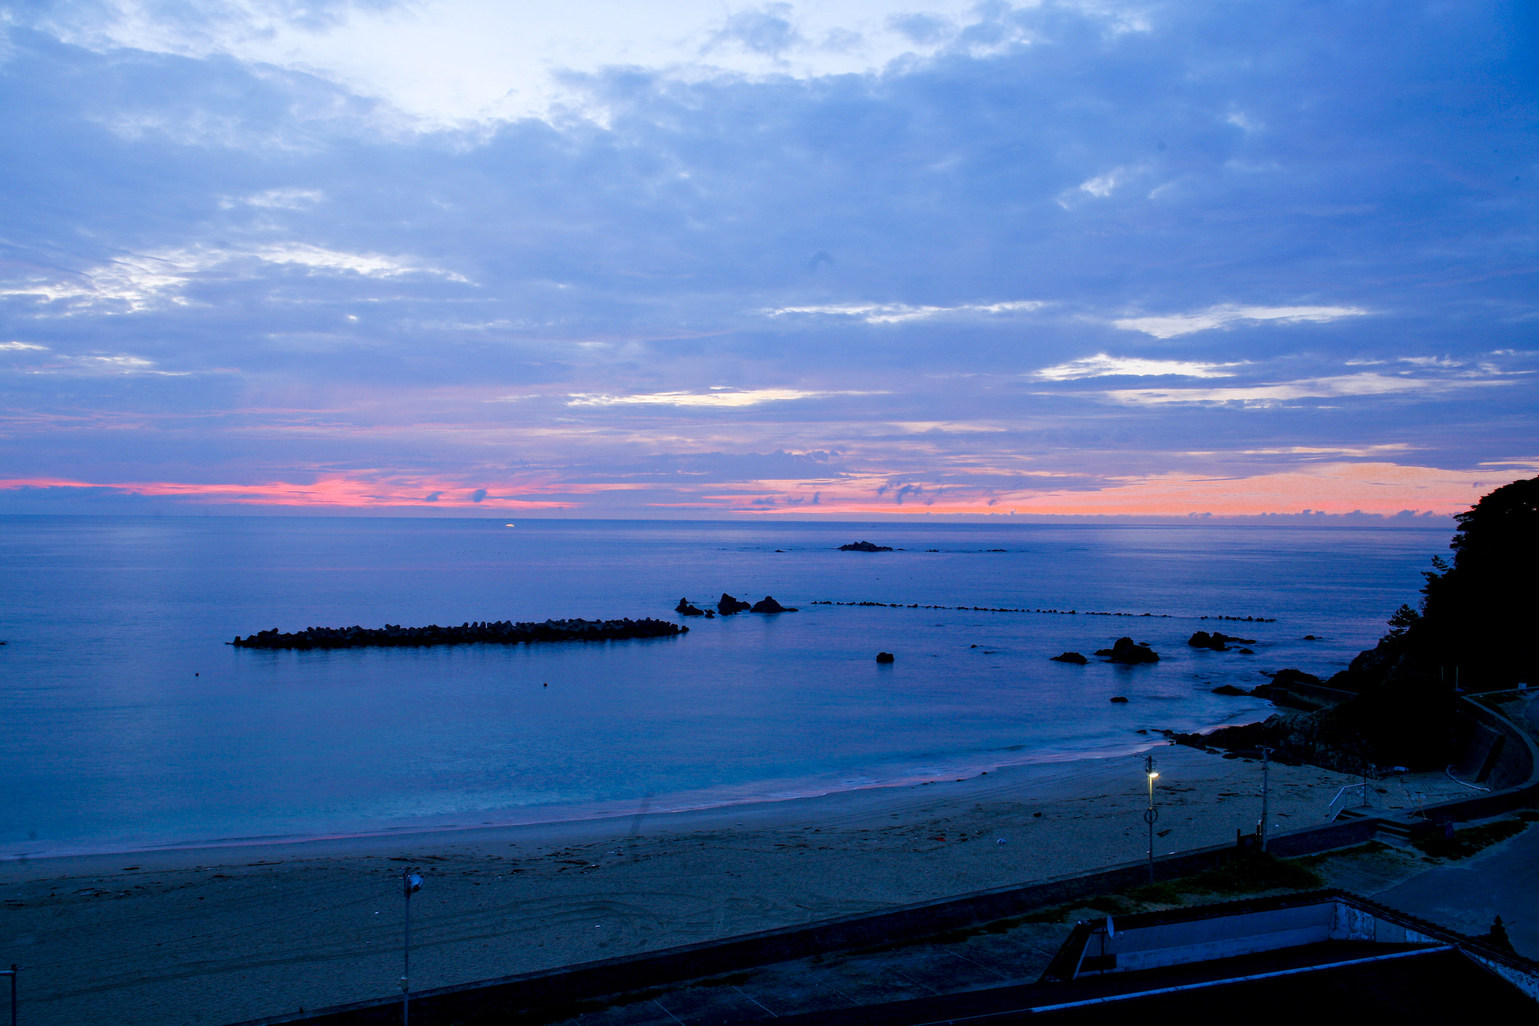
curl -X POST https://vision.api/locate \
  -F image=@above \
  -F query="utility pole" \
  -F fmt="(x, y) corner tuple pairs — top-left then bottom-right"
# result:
(3, 964), (16, 1026)
(1258, 747), (1272, 851)
(1143, 755), (1159, 882)
(402, 870), (422, 1025)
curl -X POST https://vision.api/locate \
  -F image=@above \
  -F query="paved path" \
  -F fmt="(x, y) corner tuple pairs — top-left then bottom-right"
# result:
(1371, 820), (1539, 958)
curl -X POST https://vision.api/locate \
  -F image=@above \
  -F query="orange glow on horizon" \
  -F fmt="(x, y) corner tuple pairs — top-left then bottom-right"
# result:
(2, 461), (1532, 517)
(0, 476), (578, 509)
(714, 463), (1535, 518)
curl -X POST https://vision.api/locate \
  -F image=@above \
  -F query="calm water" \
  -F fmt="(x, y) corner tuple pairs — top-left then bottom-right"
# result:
(0, 516), (1450, 857)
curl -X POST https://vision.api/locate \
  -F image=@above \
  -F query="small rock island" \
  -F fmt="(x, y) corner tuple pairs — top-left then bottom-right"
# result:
(1097, 637), (1160, 664)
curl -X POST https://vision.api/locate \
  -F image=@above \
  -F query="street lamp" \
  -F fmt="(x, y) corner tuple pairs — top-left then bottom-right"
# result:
(2, 964), (17, 1026)
(1258, 746), (1273, 851)
(402, 870), (422, 1025)
(1144, 755), (1159, 882)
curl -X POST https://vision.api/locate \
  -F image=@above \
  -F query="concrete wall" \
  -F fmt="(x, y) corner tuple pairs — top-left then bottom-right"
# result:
(1107, 905), (1335, 972)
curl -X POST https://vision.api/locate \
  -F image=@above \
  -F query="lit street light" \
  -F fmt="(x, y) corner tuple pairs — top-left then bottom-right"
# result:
(1144, 755), (1159, 882)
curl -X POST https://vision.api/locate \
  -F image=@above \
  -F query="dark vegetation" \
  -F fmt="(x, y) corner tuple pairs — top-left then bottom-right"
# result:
(1191, 477), (1539, 773)
(1411, 816), (1530, 860)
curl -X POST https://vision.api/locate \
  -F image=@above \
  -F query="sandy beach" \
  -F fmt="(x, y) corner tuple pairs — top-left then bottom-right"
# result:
(0, 745), (1468, 1026)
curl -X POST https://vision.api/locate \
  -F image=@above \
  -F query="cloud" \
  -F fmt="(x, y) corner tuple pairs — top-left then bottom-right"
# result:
(565, 388), (882, 408)
(1112, 305), (1370, 339)
(0, 474), (580, 509)
(0, 342), (189, 376)
(1057, 164), (1148, 207)
(1101, 372), (1515, 406)
(707, 4), (804, 58)
(1209, 444), (1418, 459)
(22, 0), (1041, 128)
(887, 12), (952, 46)
(223, 188), (326, 210)
(0, 242), (468, 314)
(2, 3), (1535, 519)
(1035, 353), (1246, 381)
(764, 300), (1044, 324)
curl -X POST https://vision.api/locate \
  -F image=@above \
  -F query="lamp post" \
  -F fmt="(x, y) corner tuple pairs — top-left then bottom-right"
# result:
(2, 964), (16, 1026)
(1143, 755), (1159, 882)
(402, 870), (422, 1025)
(1258, 746), (1273, 851)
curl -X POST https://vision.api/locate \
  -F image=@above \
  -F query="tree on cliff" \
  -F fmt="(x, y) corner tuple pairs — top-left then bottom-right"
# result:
(1339, 474), (1539, 692)
(1195, 475), (1538, 772)
(1417, 475), (1539, 689)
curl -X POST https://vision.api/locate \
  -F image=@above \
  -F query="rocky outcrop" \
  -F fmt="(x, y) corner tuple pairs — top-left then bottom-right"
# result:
(838, 541), (893, 552)
(750, 595), (796, 613)
(717, 593), (752, 615)
(231, 617), (688, 650)
(1187, 477), (1539, 773)
(675, 598), (705, 617)
(1191, 664), (1454, 773)
(1267, 668), (1323, 688)
(1099, 637), (1159, 664)
(1188, 630), (1256, 651)
(875, 651), (895, 663)
(1050, 651), (1088, 664)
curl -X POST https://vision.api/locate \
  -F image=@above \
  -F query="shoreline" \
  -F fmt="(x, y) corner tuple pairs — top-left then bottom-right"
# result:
(4, 715), (1297, 868)
(0, 745), (1475, 1026)
(0, 745), (1159, 874)
(0, 734), (1187, 868)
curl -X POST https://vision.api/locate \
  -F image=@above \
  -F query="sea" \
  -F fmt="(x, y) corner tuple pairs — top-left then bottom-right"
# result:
(0, 516), (1451, 858)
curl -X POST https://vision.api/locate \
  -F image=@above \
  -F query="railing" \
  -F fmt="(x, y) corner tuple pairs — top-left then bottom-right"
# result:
(1325, 783), (1368, 822)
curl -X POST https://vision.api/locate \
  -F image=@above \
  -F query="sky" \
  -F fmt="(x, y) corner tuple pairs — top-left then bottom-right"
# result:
(1, 0), (1535, 520)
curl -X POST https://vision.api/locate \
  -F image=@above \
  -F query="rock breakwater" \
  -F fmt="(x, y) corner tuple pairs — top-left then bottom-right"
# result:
(230, 617), (688, 650)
